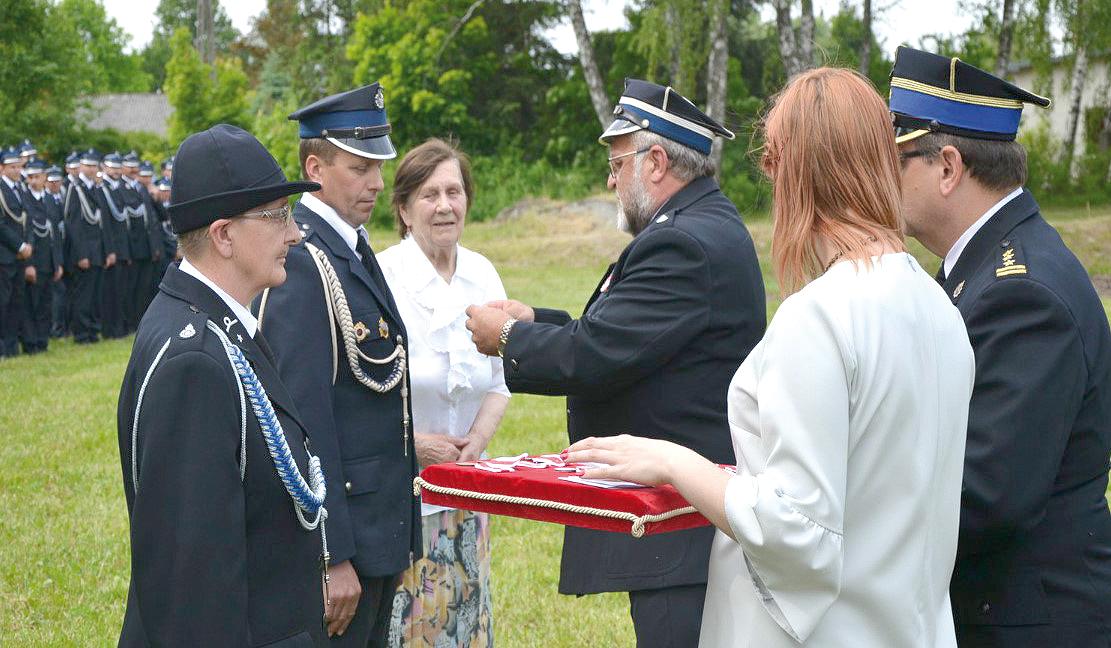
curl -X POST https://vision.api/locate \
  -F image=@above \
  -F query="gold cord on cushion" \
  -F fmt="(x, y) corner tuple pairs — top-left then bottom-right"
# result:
(413, 476), (698, 538)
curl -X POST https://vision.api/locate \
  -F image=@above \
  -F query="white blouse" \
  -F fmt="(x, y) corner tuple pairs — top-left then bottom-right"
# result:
(377, 236), (511, 516)
(700, 253), (975, 647)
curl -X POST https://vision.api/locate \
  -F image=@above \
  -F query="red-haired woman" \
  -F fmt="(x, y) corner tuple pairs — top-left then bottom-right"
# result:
(567, 68), (975, 646)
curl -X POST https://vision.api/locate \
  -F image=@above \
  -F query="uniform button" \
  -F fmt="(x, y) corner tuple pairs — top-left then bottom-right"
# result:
(980, 602), (991, 614)
(345, 481), (352, 493)
(510, 359), (519, 369)
(1000, 240), (1010, 247)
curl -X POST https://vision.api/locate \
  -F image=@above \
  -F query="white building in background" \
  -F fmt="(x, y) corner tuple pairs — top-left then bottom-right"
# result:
(1011, 56), (1110, 152)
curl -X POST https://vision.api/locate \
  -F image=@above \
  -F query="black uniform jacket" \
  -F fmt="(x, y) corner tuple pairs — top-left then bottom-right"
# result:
(24, 193), (63, 273)
(254, 201), (421, 579)
(940, 190), (1111, 646)
(504, 176), (767, 594)
(117, 264), (325, 647)
(64, 179), (108, 268)
(0, 179), (27, 265)
(102, 180), (131, 262)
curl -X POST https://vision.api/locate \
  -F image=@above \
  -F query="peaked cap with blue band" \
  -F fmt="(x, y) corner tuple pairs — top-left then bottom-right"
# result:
(1, 147), (20, 164)
(889, 46), (1051, 144)
(288, 82), (397, 160)
(80, 149), (102, 165)
(599, 79), (734, 155)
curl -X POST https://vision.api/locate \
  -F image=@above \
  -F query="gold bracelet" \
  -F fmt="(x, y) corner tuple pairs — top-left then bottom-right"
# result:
(497, 317), (518, 358)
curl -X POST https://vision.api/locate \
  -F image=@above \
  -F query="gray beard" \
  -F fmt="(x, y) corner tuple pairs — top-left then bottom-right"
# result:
(615, 171), (655, 236)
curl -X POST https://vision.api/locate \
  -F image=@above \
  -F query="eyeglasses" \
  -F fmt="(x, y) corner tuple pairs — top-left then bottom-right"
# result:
(608, 146), (652, 178)
(898, 149), (929, 166)
(240, 204), (294, 225)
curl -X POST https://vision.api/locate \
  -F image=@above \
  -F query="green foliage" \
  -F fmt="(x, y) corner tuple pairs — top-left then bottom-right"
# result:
(56, 0), (152, 93)
(1019, 121), (1111, 206)
(251, 97), (304, 183)
(0, 0), (85, 147)
(346, 0), (565, 159)
(822, 5), (894, 94)
(164, 27), (252, 144)
(141, 0), (240, 90)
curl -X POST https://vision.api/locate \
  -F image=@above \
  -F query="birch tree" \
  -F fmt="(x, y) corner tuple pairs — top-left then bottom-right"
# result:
(994, 0), (1016, 77)
(773, 0), (815, 77)
(706, 0), (729, 171)
(567, 0), (611, 129)
(858, 0), (873, 76)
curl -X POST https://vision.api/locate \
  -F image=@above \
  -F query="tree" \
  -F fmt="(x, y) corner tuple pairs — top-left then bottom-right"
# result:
(0, 0), (85, 153)
(164, 27), (251, 144)
(772, 0), (815, 78)
(706, 0), (729, 172)
(568, 0), (611, 129)
(994, 0), (1016, 77)
(57, 0), (153, 93)
(141, 0), (239, 89)
(859, 0), (873, 76)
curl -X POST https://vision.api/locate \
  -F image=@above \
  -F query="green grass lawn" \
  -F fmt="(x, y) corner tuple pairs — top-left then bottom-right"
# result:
(1, 204), (1109, 645)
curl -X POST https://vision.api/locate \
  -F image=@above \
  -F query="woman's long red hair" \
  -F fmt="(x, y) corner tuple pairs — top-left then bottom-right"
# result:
(762, 67), (905, 296)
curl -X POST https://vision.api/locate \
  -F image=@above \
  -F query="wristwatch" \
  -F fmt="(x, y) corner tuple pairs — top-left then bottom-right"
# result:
(497, 317), (518, 358)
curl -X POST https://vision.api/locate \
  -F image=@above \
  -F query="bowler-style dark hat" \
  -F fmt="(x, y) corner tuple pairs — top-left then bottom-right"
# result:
(599, 78), (734, 155)
(168, 124), (319, 234)
(889, 46), (1051, 144)
(288, 83), (397, 160)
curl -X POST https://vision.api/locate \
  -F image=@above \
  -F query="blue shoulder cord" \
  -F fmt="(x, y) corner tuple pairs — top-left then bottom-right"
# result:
(131, 321), (331, 586)
(207, 322), (328, 544)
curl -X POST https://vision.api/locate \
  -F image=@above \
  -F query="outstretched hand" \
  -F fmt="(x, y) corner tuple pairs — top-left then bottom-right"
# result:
(565, 435), (691, 487)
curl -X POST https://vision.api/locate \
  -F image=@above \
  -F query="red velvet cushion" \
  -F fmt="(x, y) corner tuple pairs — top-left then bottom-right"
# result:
(414, 457), (715, 537)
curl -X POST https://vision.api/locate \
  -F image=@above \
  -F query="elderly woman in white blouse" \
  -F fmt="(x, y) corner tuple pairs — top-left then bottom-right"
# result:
(568, 68), (976, 646)
(377, 139), (509, 647)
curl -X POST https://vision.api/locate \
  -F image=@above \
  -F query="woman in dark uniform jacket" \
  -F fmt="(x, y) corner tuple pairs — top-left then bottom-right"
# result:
(116, 124), (327, 647)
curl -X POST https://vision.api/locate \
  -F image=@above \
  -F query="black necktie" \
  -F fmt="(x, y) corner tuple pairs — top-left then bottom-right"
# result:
(354, 233), (390, 295)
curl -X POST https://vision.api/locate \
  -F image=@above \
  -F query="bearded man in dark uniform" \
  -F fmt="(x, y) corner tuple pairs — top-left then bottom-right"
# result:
(466, 79), (767, 648)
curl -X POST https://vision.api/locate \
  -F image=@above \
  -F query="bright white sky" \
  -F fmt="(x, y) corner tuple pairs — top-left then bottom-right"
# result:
(104, 0), (977, 56)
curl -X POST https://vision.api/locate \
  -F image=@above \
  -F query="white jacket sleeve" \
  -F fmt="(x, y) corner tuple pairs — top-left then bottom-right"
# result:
(723, 292), (851, 642)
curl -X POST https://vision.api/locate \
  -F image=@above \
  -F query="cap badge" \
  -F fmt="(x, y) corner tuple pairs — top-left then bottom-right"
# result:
(353, 321), (369, 342)
(179, 323), (196, 339)
(374, 88), (385, 110)
(378, 317), (389, 339)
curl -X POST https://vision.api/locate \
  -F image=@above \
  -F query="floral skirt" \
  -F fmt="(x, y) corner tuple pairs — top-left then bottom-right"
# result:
(387, 509), (493, 647)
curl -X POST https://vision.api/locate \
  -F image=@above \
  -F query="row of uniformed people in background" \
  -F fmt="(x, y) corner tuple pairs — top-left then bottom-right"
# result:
(0, 143), (178, 357)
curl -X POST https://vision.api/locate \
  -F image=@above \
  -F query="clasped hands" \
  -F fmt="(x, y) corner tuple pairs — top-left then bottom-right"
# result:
(464, 299), (534, 356)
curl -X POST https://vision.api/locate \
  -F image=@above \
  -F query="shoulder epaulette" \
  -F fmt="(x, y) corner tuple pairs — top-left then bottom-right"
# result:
(995, 237), (1027, 278)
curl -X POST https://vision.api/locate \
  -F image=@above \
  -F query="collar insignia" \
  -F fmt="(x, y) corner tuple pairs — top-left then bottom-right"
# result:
(952, 280), (965, 299)
(179, 323), (196, 339)
(655, 214), (669, 223)
(378, 317), (389, 339)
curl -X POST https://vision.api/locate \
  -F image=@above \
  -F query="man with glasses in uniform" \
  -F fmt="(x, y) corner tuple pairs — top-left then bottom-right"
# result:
(465, 78), (767, 647)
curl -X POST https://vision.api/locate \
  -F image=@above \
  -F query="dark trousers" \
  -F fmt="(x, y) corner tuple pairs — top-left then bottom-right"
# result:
(51, 277), (67, 337)
(20, 275), (52, 353)
(101, 263), (126, 338)
(628, 583), (707, 648)
(127, 259), (154, 330)
(331, 574), (401, 647)
(0, 262), (24, 357)
(70, 266), (101, 343)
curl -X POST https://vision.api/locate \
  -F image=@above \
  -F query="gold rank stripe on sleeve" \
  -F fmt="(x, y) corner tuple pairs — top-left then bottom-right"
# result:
(996, 265), (1028, 277)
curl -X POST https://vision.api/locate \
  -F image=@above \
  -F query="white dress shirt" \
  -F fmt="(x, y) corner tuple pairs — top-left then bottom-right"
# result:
(943, 186), (1023, 278)
(700, 253), (975, 647)
(179, 258), (258, 338)
(377, 236), (511, 516)
(299, 193), (362, 258)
